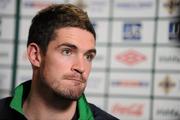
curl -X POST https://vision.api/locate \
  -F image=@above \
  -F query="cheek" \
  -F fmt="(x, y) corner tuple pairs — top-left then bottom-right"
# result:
(84, 63), (92, 78)
(42, 57), (70, 77)
(87, 64), (92, 72)
(49, 55), (72, 68)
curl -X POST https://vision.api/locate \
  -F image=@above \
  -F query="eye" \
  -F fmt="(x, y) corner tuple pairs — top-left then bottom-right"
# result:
(61, 48), (72, 56)
(85, 54), (95, 62)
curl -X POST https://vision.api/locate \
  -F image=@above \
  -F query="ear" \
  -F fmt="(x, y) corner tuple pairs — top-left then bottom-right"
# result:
(27, 43), (42, 67)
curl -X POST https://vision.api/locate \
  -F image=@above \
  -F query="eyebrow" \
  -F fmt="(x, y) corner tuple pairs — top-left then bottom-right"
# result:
(86, 49), (96, 55)
(56, 43), (77, 49)
(56, 42), (96, 54)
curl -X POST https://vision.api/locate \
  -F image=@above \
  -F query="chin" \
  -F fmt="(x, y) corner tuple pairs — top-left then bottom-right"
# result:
(53, 88), (84, 101)
(55, 93), (82, 101)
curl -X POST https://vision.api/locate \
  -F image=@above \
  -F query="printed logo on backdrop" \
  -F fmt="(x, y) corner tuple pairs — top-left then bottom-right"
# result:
(22, 1), (52, 9)
(159, 54), (180, 64)
(115, 49), (146, 66)
(111, 103), (145, 117)
(169, 21), (180, 41)
(159, 75), (176, 94)
(0, 0), (10, 9)
(115, 1), (153, 10)
(111, 79), (149, 88)
(163, 0), (180, 14)
(123, 23), (142, 40)
(156, 108), (180, 119)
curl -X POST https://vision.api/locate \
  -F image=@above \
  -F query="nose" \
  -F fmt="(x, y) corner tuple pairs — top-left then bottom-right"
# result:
(71, 56), (85, 74)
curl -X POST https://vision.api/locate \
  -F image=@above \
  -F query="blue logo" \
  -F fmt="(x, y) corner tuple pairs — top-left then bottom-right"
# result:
(116, 1), (153, 9)
(123, 23), (142, 40)
(169, 21), (180, 40)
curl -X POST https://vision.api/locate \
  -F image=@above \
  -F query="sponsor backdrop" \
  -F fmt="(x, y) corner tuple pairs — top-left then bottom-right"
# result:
(0, 0), (179, 120)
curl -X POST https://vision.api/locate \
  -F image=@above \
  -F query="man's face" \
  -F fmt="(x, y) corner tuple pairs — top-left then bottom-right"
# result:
(39, 27), (96, 100)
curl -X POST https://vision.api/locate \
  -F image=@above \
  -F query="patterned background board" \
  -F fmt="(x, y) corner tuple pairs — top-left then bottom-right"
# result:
(0, 0), (180, 120)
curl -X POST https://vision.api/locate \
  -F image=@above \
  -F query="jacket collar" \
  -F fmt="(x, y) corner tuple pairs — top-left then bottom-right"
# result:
(10, 80), (94, 120)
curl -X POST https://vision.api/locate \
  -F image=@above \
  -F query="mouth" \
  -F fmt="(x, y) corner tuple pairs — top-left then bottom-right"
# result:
(64, 77), (85, 83)
(67, 78), (82, 82)
(63, 74), (85, 83)
(64, 78), (85, 86)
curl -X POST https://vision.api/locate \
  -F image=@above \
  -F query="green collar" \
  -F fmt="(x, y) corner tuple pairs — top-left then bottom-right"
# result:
(10, 81), (94, 120)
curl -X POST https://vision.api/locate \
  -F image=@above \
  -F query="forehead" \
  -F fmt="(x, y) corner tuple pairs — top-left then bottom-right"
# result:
(50, 27), (96, 49)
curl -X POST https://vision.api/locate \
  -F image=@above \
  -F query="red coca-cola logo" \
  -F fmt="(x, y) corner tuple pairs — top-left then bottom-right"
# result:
(111, 103), (144, 116)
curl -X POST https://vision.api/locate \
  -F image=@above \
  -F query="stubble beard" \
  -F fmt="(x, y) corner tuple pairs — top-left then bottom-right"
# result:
(38, 60), (87, 101)
(39, 73), (86, 101)
(52, 83), (86, 100)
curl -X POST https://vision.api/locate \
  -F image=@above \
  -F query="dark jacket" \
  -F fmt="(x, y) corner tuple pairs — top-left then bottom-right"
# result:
(0, 81), (119, 120)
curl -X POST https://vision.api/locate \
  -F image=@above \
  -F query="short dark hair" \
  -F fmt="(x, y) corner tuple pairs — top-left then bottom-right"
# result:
(27, 3), (96, 54)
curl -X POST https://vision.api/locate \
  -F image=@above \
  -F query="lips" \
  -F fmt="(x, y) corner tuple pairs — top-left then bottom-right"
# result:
(66, 78), (82, 82)
(63, 75), (85, 83)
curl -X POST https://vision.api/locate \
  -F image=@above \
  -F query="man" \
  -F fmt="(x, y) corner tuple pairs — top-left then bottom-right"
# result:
(0, 4), (119, 120)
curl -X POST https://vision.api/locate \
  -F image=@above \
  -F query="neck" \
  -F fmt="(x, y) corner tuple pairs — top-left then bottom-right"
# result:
(23, 76), (77, 120)
(23, 96), (77, 120)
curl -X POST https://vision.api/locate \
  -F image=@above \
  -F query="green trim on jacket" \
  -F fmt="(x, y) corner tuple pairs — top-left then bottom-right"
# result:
(10, 81), (94, 120)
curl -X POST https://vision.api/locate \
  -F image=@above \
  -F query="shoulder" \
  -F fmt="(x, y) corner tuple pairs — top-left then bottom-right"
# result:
(89, 103), (120, 120)
(0, 97), (13, 118)
(0, 97), (12, 111)
(0, 97), (27, 120)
